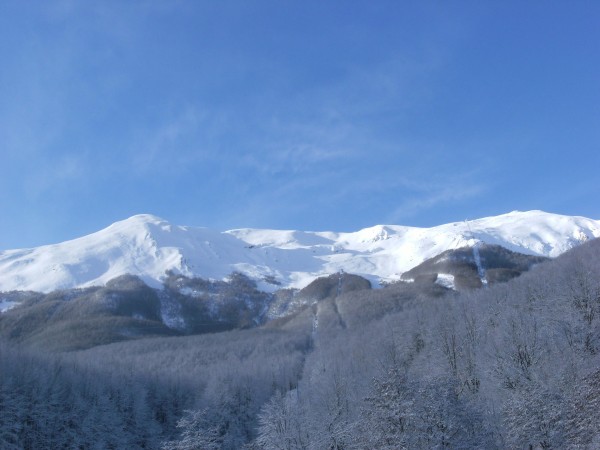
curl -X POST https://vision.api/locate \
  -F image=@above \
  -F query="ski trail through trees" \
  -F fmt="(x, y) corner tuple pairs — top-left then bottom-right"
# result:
(472, 244), (488, 287)
(311, 301), (319, 343)
(333, 270), (347, 329)
(465, 220), (488, 287)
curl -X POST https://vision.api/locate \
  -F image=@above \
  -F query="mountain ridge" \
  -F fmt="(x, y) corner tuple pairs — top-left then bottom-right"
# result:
(1, 210), (599, 293)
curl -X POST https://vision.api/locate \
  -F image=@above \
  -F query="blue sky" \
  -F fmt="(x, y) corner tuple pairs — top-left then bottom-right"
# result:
(1, 1), (599, 249)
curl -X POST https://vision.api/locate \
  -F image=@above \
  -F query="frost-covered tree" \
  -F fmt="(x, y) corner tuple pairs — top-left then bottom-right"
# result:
(255, 390), (306, 450)
(162, 409), (221, 450)
(361, 365), (413, 449)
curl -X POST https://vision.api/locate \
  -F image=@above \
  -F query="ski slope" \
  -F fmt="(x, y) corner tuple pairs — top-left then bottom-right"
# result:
(0, 210), (598, 293)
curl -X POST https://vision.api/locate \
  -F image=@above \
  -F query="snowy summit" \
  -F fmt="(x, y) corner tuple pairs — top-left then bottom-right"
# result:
(0, 210), (598, 293)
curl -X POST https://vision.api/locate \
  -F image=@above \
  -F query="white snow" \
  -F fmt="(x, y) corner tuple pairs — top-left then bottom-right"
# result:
(158, 292), (186, 330)
(0, 210), (599, 293)
(471, 244), (488, 287)
(435, 274), (456, 290)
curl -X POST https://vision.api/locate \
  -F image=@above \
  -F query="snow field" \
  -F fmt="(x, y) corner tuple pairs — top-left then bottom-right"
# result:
(0, 210), (599, 293)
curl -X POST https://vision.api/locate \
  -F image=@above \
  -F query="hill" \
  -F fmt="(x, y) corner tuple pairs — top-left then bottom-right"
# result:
(0, 210), (598, 293)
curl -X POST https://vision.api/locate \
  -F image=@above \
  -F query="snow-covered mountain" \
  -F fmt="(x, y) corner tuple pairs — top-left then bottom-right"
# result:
(0, 210), (599, 293)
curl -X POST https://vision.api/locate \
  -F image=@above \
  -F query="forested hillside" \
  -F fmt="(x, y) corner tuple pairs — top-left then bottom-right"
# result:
(1, 239), (599, 448)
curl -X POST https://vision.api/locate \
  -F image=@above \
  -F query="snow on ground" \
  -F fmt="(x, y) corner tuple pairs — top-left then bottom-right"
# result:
(0, 210), (599, 293)
(435, 274), (456, 290)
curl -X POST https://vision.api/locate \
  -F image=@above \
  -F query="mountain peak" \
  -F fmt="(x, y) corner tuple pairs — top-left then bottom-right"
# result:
(1, 210), (599, 293)
(124, 213), (168, 223)
(107, 214), (171, 230)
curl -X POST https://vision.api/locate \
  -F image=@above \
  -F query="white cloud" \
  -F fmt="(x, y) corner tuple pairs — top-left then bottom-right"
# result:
(127, 108), (223, 176)
(23, 153), (90, 198)
(386, 183), (486, 224)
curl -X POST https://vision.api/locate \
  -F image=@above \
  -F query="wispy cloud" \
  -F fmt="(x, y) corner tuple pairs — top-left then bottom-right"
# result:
(22, 152), (90, 199)
(127, 108), (215, 176)
(386, 183), (486, 224)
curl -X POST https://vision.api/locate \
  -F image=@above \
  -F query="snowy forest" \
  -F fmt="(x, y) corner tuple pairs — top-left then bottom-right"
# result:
(1, 239), (600, 449)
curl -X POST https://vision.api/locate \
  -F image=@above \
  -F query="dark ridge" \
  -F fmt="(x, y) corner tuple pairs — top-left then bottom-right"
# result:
(401, 244), (549, 290)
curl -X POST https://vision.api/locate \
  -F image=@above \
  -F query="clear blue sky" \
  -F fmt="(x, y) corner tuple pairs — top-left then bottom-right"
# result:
(1, 1), (599, 249)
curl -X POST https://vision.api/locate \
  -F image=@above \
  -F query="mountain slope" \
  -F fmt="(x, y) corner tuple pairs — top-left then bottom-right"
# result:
(0, 210), (598, 293)
(401, 244), (549, 290)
